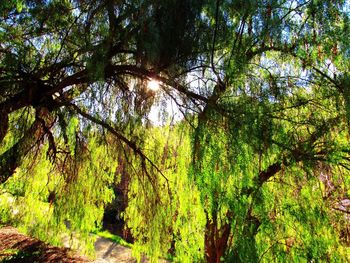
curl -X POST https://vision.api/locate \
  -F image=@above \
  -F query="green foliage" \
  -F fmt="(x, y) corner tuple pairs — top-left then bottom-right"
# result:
(124, 124), (206, 262)
(256, 165), (350, 262)
(96, 230), (131, 248)
(0, 127), (116, 256)
(1, 0), (350, 262)
(1, 248), (42, 263)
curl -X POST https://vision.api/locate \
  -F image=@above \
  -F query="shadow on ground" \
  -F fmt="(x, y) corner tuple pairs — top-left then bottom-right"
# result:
(0, 226), (88, 263)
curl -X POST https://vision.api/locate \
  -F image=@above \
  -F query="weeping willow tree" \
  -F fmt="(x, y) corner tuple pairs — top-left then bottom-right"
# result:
(124, 123), (206, 262)
(1, 0), (350, 262)
(0, 0), (206, 255)
(123, 0), (350, 262)
(190, 0), (350, 261)
(0, 110), (118, 254)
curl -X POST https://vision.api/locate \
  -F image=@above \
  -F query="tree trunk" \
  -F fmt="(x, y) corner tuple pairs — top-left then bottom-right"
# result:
(204, 212), (232, 263)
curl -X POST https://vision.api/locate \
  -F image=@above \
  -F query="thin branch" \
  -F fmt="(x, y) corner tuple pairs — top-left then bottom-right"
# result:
(67, 102), (169, 187)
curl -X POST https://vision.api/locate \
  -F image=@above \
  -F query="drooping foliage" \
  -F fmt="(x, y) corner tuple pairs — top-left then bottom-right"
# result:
(1, 0), (350, 262)
(124, 124), (206, 262)
(0, 114), (117, 254)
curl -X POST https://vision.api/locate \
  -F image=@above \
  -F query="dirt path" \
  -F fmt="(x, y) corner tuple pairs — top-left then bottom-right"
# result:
(0, 226), (89, 262)
(0, 226), (168, 263)
(93, 237), (137, 263)
(92, 237), (169, 263)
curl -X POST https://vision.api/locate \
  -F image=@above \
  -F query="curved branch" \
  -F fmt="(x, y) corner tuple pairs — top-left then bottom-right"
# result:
(0, 120), (43, 183)
(66, 102), (168, 186)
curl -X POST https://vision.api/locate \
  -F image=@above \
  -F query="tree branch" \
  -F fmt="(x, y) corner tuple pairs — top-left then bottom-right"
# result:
(66, 102), (169, 186)
(0, 120), (43, 183)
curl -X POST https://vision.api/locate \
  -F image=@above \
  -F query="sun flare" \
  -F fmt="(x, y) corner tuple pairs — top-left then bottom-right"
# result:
(147, 79), (160, 91)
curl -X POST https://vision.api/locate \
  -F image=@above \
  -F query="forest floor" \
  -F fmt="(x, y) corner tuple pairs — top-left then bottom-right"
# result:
(0, 226), (155, 262)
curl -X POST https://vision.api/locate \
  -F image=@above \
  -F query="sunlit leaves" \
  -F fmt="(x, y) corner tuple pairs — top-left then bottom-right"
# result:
(123, 124), (206, 262)
(0, 131), (116, 255)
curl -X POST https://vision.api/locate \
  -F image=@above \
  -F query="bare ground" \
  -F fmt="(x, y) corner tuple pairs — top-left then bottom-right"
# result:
(0, 226), (137, 262)
(0, 226), (168, 263)
(0, 226), (89, 262)
(93, 237), (137, 263)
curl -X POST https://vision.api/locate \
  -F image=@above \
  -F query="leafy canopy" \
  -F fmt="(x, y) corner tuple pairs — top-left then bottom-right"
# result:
(1, 0), (350, 262)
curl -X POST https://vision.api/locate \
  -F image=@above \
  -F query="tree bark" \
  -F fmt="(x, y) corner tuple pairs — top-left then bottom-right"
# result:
(205, 212), (232, 263)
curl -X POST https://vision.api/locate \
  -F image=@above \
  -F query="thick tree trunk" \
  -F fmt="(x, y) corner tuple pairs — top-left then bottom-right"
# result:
(204, 212), (232, 263)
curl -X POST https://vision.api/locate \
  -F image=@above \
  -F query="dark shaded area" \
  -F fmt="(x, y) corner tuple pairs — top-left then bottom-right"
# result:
(103, 156), (133, 243)
(0, 226), (89, 263)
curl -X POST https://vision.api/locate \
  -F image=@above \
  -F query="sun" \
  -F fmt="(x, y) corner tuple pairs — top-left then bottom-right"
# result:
(147, 79), (160, 91)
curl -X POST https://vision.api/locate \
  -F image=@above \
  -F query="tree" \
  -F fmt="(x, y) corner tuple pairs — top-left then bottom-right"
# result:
(0, 0), (207, 255)
(0, 0), (206, 183)
(1, 0), (350, 262)
(189, 0), (350, 261)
